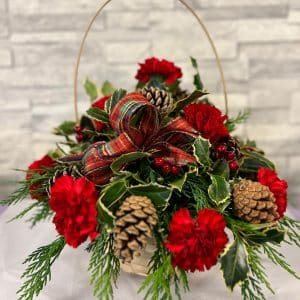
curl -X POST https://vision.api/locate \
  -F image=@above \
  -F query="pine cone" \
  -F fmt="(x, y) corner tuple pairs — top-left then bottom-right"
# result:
(114, 196), (158, 263)
(233, 179), (279, 224)
(142, 87), (173, 116)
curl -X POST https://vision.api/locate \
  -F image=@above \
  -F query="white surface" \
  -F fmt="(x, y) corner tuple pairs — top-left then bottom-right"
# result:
(0, 201), (300, 300)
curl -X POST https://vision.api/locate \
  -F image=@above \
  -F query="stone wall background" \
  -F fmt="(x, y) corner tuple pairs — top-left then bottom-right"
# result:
(0, 0), (299, 210)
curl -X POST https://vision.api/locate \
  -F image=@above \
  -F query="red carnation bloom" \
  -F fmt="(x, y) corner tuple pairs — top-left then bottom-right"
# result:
(184, 103), (229, 143)
(49, 176), (99, 248)
(26, 155), (55, 200)
(257, 168), (288, 218)
(92, 95), (111, 131)
(165, 208), (228, 272)
(135, 57), (182, 85)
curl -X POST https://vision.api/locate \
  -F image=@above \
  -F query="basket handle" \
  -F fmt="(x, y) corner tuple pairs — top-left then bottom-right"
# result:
(73, 0), (229, 123)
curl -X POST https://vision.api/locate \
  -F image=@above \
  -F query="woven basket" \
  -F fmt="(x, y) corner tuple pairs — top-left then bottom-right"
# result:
(73, 0), (229, 276)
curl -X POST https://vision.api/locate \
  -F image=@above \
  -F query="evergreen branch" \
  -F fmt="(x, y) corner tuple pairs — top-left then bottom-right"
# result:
(17, 237), (65, 300)
(88, 232), (120, 300)
(139, 238), (189, 300)
(226, 110), (250, 132)
(0, 180), (29, 206)
(28, 201), (53, 227)
(7, 202), (40, 223)
(279, 216), (300, 247)
(262, 243), (300, 279)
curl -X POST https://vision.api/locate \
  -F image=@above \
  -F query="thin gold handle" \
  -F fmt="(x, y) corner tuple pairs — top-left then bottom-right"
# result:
(73, 0), (229, 123)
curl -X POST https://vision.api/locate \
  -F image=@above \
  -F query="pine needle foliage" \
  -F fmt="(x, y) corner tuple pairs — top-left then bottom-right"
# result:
(17, 237), (65, 300)
(226, 110), (250, 132)
(138, 237), (189, 300)
(279, 216), (300, 247)
(88, 232), (120, 300)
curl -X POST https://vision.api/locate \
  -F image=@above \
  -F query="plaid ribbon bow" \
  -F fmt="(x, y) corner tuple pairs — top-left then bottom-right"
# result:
(83, 92), (198, 185)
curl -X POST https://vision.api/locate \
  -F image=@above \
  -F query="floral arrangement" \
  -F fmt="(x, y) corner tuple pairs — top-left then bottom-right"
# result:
(1, 57), (300, 300)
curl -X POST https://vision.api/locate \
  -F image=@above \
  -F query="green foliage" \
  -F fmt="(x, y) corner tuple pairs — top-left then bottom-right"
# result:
(53, 120), (76, 136)
(208, 175), (230, 206)
(193, 137), (212, 167)
(221, 238), (249, 290)
(226, 111), (250, 132)
(110, 152), (150, 175)
(101, 80), (116, 96)
(128, 183), (172, 208)
(0, 179), (29, 206)
(172, 90), (209, 113)
(105, 89), (127, 114)
(84, 77), (99, 102)
(139, 239), (189, 300)
(88, 232), (120, 300)
(190, 57), (204, 90)
(190, 180), (210, 210)
(97, 200), (115, 229)
(169, 173), (187, 192)
(279, 216), (300, 247)
(212, 160), (230, 179)
(17, 237), (65, 300)
(86, 107), (110, 123)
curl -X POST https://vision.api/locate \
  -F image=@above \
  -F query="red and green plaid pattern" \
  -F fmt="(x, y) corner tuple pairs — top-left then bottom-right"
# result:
(82, 92), (198, 185)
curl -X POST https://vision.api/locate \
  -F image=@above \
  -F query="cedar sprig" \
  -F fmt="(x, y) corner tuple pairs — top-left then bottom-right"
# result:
(226, 110), (250, 132)
(88, 231), (120, 300)
(279, 216), (300, 247)
(138, 235), (189, 300)
(17, 237), (65, 300)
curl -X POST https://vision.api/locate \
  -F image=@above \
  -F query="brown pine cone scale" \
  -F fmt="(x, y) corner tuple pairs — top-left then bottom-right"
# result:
(114, 196), (158, 263)
(233, 179), (279, 224)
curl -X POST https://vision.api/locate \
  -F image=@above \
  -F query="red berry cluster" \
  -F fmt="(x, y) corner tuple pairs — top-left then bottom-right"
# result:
(215, 143), (239, 171)
(153, 158), (181, 175)
(74, 125), (84, 143)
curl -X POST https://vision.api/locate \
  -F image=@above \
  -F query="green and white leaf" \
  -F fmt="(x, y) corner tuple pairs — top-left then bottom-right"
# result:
(105, 89), (127, 114)
(128, 183), (172, 208)
(208, 175), (230, 206)
(53, 120), (76, 136)
(97, 199), (115, 229)
(221, 239), (249, 291)
(110, 152), (150, 175)
(169, 173), (187, 192)
(193, 137), (212, 167)
(190, 56), (204, 90)
(86, 107), (110, 123)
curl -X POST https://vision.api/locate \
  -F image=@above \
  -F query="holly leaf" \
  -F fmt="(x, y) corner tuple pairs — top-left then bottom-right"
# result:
(220, 239), (249, 291)
(97, 199), (115, 229)
(247, 228), (285, 245)
(101, 80), (116, 96)
(84, 77), (99, 102)
(53, 120), (76, 136)
(111, 152), (150, 175)
(172, 90), (209, 113)
(86, 107), (109, 123)
(105, 89), (127, 114)
(169, 173), (187, 192)
(193, 137), (212, 167)
(100, 178), (127, 209)
(212, 160), (230, 180)
(208, 175), (230, 205)
(127, 183), (172, 208)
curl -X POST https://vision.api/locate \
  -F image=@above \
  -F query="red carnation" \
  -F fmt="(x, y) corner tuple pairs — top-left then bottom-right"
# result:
(257, 168), (288, 218)
(92, 95), (111, 131)
(165, 208), (228, 272)
(135, 57), (182, 85)
(184, 103), (229, 143)
(26, 155), (55, 200)
(49, 176), (99, 248)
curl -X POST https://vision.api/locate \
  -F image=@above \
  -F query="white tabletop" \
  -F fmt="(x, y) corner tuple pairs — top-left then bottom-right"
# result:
(1, 201), (300, 300)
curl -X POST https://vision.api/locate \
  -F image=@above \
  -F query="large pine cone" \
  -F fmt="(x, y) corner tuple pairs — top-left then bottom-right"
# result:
(233, 179), (279, 224)
(142, 86), (173, 116)
(114, 196), (158, 263)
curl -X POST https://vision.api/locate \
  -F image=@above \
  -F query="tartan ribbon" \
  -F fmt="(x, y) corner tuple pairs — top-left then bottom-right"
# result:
(83, 92), (198, 185)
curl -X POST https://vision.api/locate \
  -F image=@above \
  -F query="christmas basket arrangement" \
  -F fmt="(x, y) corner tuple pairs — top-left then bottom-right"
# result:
(1, 1), (300, 300)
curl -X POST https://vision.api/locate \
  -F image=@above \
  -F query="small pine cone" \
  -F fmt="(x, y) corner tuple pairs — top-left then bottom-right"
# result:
(233, 179), (279, 224)
(114, 196), (158, 263)
(142, 87), (173, 116)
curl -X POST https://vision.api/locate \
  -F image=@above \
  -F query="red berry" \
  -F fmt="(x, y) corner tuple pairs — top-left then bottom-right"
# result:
(171, 166), (181, 175)
(229, 160), (239, 171)
(74, 125), (81, 133)
(226, 151), (236, 161)
(161, 164), (172, 175)
(154, 157), (165, 167)
(216, 144), (227, 154)
(76, 133), (84, 143)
